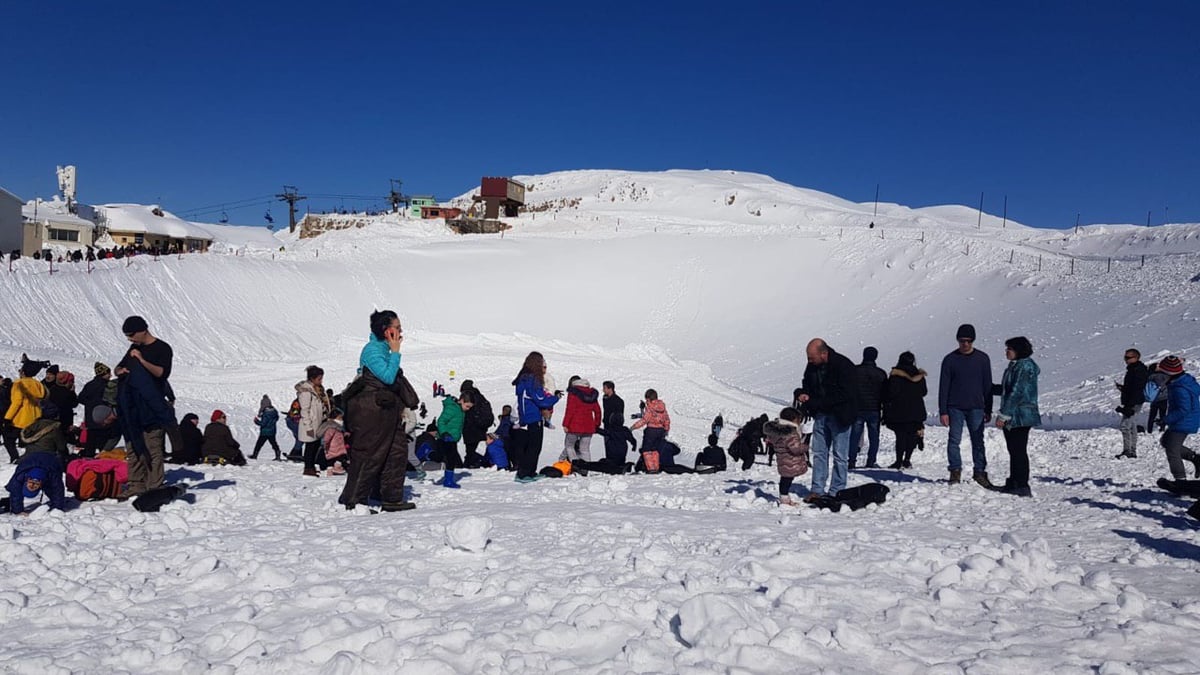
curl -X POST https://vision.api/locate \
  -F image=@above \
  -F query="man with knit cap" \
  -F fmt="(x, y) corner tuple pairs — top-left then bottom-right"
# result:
(78, 362), (113, 435)
(1152, 356), (1200, 481)
(939, 323), (994, 486)
(850, 346), (887, 469)
(115, 315), (174, 499)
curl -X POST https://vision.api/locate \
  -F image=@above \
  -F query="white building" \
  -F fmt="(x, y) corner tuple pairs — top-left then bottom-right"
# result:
(20, 197), (97, 255)
(98, 204), (213, 252)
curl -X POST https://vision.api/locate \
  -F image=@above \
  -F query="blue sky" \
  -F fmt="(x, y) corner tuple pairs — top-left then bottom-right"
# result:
(2, 1), (1197, 228)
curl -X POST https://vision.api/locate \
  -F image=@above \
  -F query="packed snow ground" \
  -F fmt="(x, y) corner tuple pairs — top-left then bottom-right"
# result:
(1, 170), (1199, 672)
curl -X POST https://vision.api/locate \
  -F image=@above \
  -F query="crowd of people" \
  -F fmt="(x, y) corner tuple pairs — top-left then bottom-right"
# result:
(5, 242), (203, 266)
(3, 315), (1199, 519)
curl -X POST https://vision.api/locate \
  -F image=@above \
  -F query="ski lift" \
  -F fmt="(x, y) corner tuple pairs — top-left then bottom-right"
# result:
(264, 208), (274, 225)
(220, 209), (229, 224)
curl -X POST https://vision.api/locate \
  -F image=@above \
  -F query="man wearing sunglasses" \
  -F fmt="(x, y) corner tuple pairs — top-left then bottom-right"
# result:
(938, 323), (994, 487)
(114, 315), (174, 500)
(1114, 349), (1149, 459)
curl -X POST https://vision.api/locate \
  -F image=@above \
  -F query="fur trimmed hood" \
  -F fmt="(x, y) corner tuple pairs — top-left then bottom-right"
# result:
(889, 367), (927, 382)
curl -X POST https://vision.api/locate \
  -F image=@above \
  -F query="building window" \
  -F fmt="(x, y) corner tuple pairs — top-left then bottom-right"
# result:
(48, 228), (80, 242)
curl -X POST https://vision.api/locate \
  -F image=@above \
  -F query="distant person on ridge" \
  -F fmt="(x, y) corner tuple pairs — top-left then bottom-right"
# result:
(1114, 348), (1149, 459)
(850, 346), (887, 469)
(938, 324), (994, 487)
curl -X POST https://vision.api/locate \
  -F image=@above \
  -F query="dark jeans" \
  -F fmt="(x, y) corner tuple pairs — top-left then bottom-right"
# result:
(1003, 426), (1031, 489)
(641, 427), (667, 456)
(303, 439), (327, 471)
(463, 440), (483, 468)
(510, 425), (544, 479)
(1160, 431), (1196, 480)
(437, 439), (463, 470)
(1147, 400), (1168, 432)
(252, 434), (280, 458)
(850, 410), (881, 466)
(2, 424), (20, 462)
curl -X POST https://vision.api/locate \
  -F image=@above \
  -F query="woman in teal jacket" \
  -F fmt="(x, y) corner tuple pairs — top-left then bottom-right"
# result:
(995, 336), (1041, 497)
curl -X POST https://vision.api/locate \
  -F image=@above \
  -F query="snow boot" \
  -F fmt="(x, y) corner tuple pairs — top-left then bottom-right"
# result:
(1114, 451), (1137, 459)
(1188, 501), (1200, 521)
(888, 459), (903, 469)
(302, 467), (319, 477)
(949, 469), (962, 484)
(1185, 450), (1200, 478)
(440, 470), (461, 489)
(381, 501), (417, 512)
(973, 472), (994, 489)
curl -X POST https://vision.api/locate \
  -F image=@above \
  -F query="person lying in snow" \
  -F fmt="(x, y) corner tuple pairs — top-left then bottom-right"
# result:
(4, 449), (67, 515)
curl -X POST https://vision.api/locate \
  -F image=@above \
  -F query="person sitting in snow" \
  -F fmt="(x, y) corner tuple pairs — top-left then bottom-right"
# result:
(483, 432), (509, 470)
(201, 410), (246, 466)
(320, 409), (349, 476)
(763, 407), (810, 506)
(694, 434), (727, 473)
(4, 439), (68, 515)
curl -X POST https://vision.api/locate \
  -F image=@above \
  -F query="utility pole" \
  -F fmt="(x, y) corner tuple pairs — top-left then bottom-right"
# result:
(1075, 213), (1080, 234)
(976, 192), (984, 228)
(1001, 194), (1007, 229)
(389, 179), (406, 214)
(276, 186), (307, 233)
(873, 183), (879, 217)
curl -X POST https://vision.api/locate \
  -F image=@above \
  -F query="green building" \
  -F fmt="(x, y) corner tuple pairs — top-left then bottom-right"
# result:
(409, 195), (436, 218)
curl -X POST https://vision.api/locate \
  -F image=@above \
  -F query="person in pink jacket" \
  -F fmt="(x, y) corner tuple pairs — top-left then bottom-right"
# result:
(631, 389), (671, 461)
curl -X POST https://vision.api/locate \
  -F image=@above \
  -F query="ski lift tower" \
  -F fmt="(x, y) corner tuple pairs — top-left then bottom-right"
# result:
(475, 177), (525, 219)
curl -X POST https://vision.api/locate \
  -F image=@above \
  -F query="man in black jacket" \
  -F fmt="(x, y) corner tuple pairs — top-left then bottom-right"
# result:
(850, 346), (887, 469)
(798, 338), (857, 500)
(1115, 348), (1150, 459)
(599, 381), (634, 464)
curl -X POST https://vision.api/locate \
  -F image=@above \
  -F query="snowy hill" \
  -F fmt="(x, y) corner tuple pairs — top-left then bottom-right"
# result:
(1, 169), (1199, 672)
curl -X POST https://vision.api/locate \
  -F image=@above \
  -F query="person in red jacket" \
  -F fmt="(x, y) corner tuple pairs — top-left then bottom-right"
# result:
(561, 376), (602, 461)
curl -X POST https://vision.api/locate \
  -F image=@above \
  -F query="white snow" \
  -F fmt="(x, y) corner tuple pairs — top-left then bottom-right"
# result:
(1, 168), (1199, 672)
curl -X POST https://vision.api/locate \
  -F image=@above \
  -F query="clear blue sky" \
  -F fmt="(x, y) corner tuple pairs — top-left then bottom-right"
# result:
(2, 1), (1197, 228)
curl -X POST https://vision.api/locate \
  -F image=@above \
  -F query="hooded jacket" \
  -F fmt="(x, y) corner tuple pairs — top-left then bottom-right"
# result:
(997, 358), (1041, 428)
(882, 365), (928, 426)
(255, 406), (280, 437)
(563, 383), (602, 434)
(202, 422), (246, 465)
(4, 376), (46, 430)
(634, 399), (670, 432)
(461, 386), (494, 445)
(437, 397), (466, 442)
(763, 418), (808, 478)
(5, 451), (67, 514)
(320, 419), (347, 459)
(1164, 373), (1200, 434)
(177, 414), (204, 465)
(513, 374), (559, 426)
(19, 418), (69, 463)
(295, 380), (329, 443)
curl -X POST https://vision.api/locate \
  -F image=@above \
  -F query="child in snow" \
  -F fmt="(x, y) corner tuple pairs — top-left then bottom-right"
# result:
(541, 373), (560, 428)
(4, 446), (67, 515)
(763, 407), (809, 506)
(252, 395), (282, 460)
(695, 434), (727, 473)
(435, 392), (473, 488)
(484, 432), (509, 470)
(495, 405), (515, 445)
(320, 410), (349, 476)
(630, 389), (670, 469)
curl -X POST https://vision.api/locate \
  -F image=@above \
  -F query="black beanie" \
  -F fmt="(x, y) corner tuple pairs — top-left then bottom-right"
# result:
(122, 315), (149, 334)
(863, 346), (878, 363)
(956, 323), (976, 341)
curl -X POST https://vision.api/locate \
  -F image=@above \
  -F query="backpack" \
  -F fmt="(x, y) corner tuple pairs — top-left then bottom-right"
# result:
(642, 449), (661, 473)
(287, 398), (302, 422)
(75, 469), (121, 501)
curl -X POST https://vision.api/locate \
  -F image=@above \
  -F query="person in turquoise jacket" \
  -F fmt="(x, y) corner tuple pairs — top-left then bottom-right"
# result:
(995, 336), (1040, 497)
(434, 392), (473, 488)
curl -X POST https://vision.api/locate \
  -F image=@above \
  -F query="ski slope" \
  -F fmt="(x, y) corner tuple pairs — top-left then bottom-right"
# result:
(1, 169), (1198, 672)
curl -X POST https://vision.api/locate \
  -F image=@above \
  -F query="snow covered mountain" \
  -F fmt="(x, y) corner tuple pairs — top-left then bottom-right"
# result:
(2, 169), (1198, 672)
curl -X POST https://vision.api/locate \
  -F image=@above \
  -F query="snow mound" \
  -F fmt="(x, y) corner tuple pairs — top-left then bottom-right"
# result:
(444, 516), (493, 552)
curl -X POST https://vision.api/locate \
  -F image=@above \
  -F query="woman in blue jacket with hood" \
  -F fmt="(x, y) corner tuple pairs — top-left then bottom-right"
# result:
(510, 351), (559, 483)
(995, 336), (1041, 497)
(1151, 356), (1200, 481)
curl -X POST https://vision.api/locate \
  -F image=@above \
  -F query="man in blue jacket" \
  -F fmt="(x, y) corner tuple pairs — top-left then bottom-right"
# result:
(939, 324), (994, 487)
(1153, 356), (1200, 481)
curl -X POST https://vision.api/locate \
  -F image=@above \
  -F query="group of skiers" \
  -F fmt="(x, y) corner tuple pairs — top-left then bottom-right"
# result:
(5, 314), (1199, 519)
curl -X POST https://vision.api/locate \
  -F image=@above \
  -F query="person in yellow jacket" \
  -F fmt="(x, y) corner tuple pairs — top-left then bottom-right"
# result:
(5, 361), (47, 431)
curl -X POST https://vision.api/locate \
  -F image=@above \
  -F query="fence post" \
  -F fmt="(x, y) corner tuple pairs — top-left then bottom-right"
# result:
(1141, 255), (1145, 268)
(920, 231), (924, 243)
(1069, 259), (1075, 275)
(965, 243), (970, 256)
(1107, 257), (1111, 273)
(1037, 255), (1042, 272)
(1009, 250), (1014, 264)
(88, 259), (93, 274)
(839, 228), (843, 239)
(49, 258), (54, 275)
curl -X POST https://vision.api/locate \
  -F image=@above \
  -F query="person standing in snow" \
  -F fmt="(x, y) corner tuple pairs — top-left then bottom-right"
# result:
(251, 395), (281, 460)
(296, 366), (331, 477)
(938, 323), (994, 487)
(995, 337), (1040, 497)
(1114, 349), (1149, 459)
(763, 407), (809, 505)
(561, 376), (602, 462)
(598, 381), (635, 464)
(0, 378), (19, 463)
(434, 391), (472, 488)
(339, 310), (415, 512)
(47, 370), (78, 433)
(882, 351), (927, 470)
(1145, 361), (1171, 435)
(5, 360), (47, 443)
(797, 339), (857, 500)
(458, 380), (493, 469)
(114, 315), (174, 500)
(510, 352), (560, 483)
(630, 389), (671, 463)
(850, 346), (887, 469)
(1150, 356), (1200, 481)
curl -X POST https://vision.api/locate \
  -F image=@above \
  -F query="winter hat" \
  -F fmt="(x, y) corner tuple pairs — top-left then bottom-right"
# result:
(863, 347), (879, 363)
(56, 371), (74, 388)
(23, 467), (47, 498)
(20, 361), (43, 378)
(92, 405), (115, 425)
(260, 395), (272, 410)
(46, 364), (60, 376)
(956, 324), (976, 341)
(1159, 355), (1184, 376)
(897, 351), (916, 367)
(94, 362), (111, 378)
(122, 315), (148, 335)
(211, 409), (226, 423)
